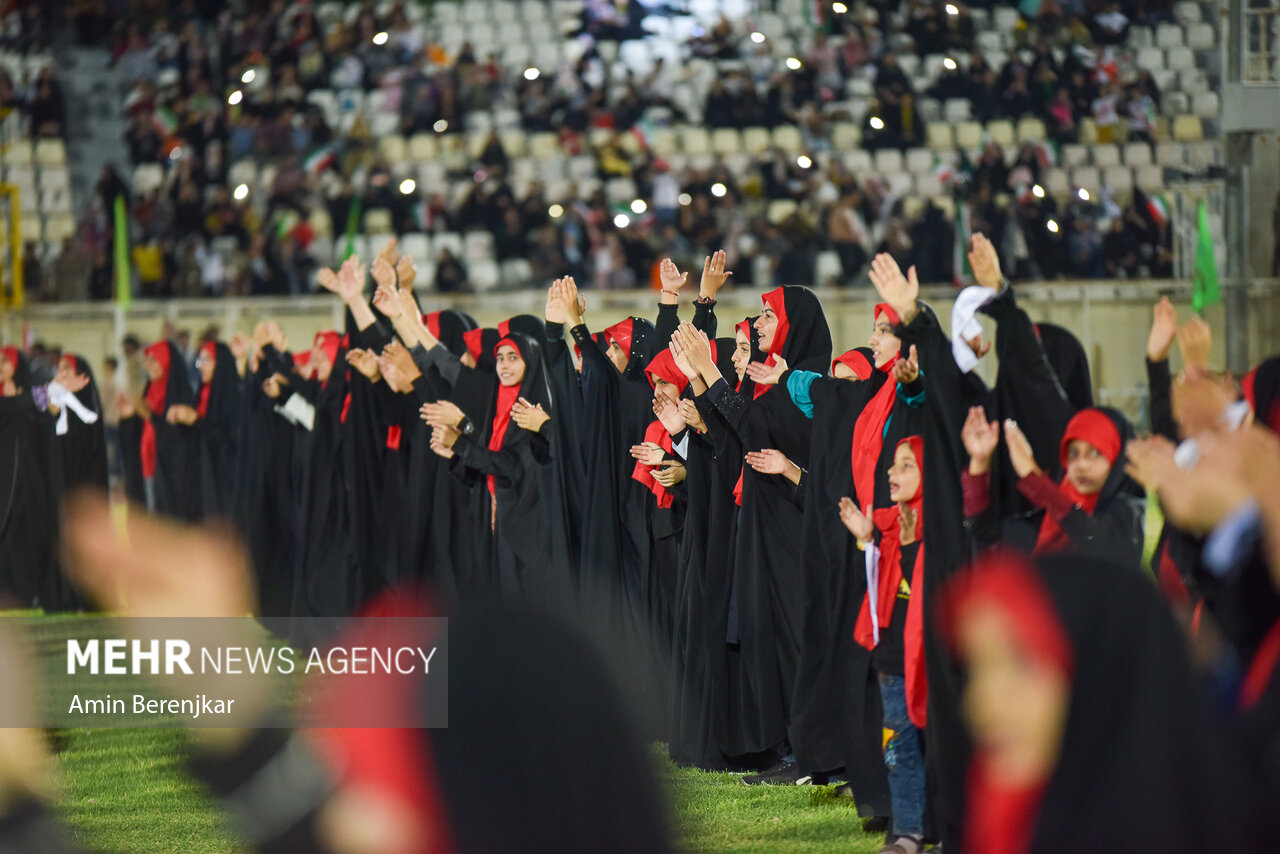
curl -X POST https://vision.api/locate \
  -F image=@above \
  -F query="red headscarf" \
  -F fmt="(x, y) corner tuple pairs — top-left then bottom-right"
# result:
(312, 331), (342, 384)
(423, 311), (442, 342)
(603, 318), (635, 362)
(941, 550), (1075, 854)
(753, 288), (791, 400)
(308, 589), (454, 854)
(486, 337), (523, 495)
(644, 349), (689, 395)
(831, 348), (874, 379)
(196, 341), (217, 419)
(462, 328), (485, 364)
(1033, 408), (1121, 554)
(140, 341), (172, 479)
(849, 304), (902, 508)
(1, 346), (18, 374)
(854, 435), (927, 724)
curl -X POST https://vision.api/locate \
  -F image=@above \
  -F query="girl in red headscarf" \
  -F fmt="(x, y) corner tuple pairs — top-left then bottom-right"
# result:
(839, 436), (929, 854)
(139, 340), (203, 521)
(961, 405), (1145, 565)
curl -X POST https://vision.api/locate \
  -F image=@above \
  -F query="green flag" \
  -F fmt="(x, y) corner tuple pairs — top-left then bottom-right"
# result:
(1192, 199), (1220, 313)
(113, 195), (131, 311)
(342, 195), (363, 261)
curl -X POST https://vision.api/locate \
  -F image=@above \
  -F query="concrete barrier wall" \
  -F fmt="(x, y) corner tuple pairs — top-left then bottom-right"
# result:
(5, 279), (1278, 425)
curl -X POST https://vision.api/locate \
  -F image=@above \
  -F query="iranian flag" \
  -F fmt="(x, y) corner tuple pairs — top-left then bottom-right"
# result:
(952, 200), (972, 287)
(151, 106), (178, 138)
(305, 145), (336, 176)
(931, 156), (954, 186)
(1146, 193), (1168, 226)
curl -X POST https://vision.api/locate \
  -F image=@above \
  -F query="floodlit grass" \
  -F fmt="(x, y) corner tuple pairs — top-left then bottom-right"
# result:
(57, 728), (246, 854)
(53, 727), (883, 854)
(46, 504), (1170, 852)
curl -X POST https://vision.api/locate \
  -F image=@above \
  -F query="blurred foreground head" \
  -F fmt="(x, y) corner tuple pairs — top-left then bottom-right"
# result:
(62, 490), (674, 854)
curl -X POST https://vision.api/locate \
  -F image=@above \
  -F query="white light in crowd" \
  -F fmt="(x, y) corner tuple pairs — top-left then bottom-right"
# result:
(832, 1), (848, 13)
(400, 178), (417, 195)
(1047, 219), (1060, 233)
(228, 90), (243, 106)
(943, 57), (957, 70)
(678, 192), (693, 206)
(1077, 187), (1090, 201)
(549, 204), (564, 218)
(524, 67), (540, 81)
(242, 68), (256, 84)
(614, 213), (630, 228)
(233, 184), (249, 201)
(750, 31), (766, 44)
(373, 31), (389, 45)
(1032, 184), (1045, 198)
(169, 146), (182, 160)
(434, 119), (448, 133)
(631, 199), (647, 214)
(711, 182), (727, 197)
(869, 116), (884, 130)
(796, 154), (812, 168)
(785, 56), (802, 70)
(945, 4), (959, 14)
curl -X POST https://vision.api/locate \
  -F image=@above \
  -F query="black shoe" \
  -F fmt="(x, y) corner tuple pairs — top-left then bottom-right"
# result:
(861, 815), (889, 833)
(739, 757), (798, 785)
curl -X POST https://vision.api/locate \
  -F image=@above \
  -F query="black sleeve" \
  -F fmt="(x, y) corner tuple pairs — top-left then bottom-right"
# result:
(692, 299), (718, 338)
(0, 800), (84, 854)
(409, 343), (462, 387)
(453, 434), (526, 488)
(703, 377), (749, 433)
(654, 303), (680, 347)
(1146, 358), (1177, 441)
(1057, 494), (1146, 567)
(569, 323), (616, 378)
(186, 728), (335, 854)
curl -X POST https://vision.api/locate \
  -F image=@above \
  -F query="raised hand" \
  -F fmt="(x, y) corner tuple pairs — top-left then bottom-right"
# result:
(511, 397), (550, 432)
(1146, 296), (1178, 362)
(420, 400), (465, 428)
(1003, 419), (1043, 479)
(669, 335), (698, 381)
(745, 354), (788, 386)
(395, 255), (416, 291)
(653, 460), (687, 487)
(745, 448), (802, 484)
(63, 489), (255, 618)
(630, 441), (667, 466)
(262, 373), (287, 399)
(698, 249), (733, 298)
(377, 354), (411, 393)
(346, 348), (380, 380)
(1126, 433), (1250, 535)
(1176, 316), (1212, 371)
(967, 232), (1003, 290)
(673, 322), (715, 379)
(546, 278), (567, 324)
(654, 395), (685, 435)
(961, 406), (1000, 474)
(558, 275), (583, 325)
(229, 334), (249, 363)
(659, 258), (688, 294)
(372, 279), (402, 318)
(868, 252), (919, 323)
(965, 333), (992, 361)
(381, 340), (420, 382)
(678, 398), (706, 433)
(838, 496), (874, 542)
(894, 344), (920, 385)
(334, 255), (366, 302)
(371, 255), (397, 293)
(376, 236), (400, 268)
(1124, 434), (1179, 493)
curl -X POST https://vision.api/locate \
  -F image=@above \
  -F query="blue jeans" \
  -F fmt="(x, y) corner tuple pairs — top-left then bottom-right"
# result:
(878, 672), (925, 837)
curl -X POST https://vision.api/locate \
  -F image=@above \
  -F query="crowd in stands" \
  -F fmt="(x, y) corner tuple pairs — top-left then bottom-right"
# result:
(31, 0), (1198, 300)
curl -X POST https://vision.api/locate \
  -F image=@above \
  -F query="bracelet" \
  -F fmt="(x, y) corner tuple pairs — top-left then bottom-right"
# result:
(661, 289), (680, 296)
(695, 295), (717, 305)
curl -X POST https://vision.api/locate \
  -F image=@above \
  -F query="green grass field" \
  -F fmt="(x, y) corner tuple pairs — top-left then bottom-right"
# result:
(52, 728), (883, 854)
(47, 500), (1167, 852)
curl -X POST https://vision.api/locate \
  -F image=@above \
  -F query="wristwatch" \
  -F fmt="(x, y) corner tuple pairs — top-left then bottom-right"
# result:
(457, 416), (475, 437)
